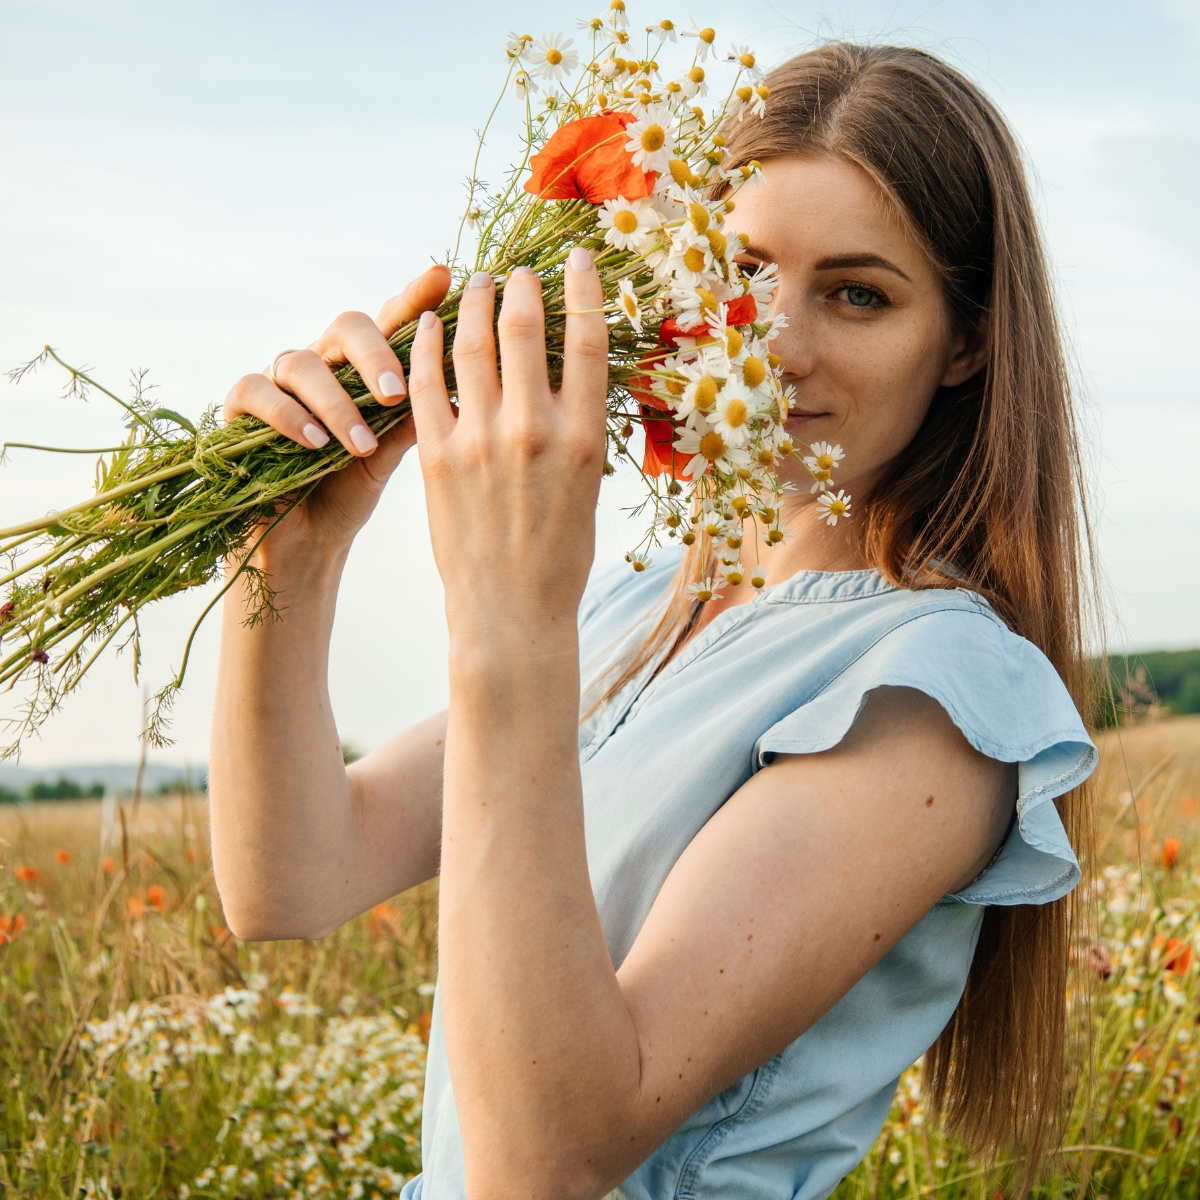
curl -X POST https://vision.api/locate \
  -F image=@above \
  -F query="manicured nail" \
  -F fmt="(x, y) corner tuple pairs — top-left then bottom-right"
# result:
(378, 370), (405, 398)
(568, 247), (593, 271)
(468, 271), (493, 289)
(510, 265), (536, 278)
(301, 422), (329, 449)
(348, 424), (377, 454)
(419, 310), (436, 329)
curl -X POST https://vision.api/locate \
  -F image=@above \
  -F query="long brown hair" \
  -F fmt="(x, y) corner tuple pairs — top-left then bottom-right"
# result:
(604, 42), (1099, 1186)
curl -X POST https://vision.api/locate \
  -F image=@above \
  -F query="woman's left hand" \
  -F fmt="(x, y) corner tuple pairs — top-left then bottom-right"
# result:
(406, 249), (609, 645)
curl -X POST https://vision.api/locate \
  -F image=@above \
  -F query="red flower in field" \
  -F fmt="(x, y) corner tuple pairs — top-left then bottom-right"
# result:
(126, 895), (144, 918)
(102, 856), (117, 875)
(14, 864), (37, 884)
(658, 295), (758, 349)
(524, 112), (655, 203)
(1163, 937), (1192, 974)
(1163, 837), (1180, 869)
(147, 884), (166, 913)
(0, 913), (26, 944)
(55, 849), (70, 866)
(627, 361), (693, 481)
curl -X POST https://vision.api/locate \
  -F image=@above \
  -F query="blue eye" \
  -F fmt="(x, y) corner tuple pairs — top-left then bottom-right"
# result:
(845, 285), (877, 307)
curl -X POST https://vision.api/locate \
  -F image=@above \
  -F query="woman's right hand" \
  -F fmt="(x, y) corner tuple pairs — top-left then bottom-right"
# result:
(224, 265), (452, 561)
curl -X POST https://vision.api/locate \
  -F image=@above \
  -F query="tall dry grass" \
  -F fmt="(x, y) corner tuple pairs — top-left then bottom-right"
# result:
(1, 716), (1198, 1197)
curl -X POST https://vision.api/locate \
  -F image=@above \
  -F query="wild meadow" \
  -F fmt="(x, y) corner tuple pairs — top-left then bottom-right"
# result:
(1, 716), (1198, 1198)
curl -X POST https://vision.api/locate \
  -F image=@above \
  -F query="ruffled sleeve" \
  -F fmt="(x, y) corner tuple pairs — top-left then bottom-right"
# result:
(752, 602), (1096, 906)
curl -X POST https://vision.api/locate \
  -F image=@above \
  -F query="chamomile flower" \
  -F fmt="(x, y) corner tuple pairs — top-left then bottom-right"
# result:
(711, 379), (758, 447)
(576, 16), (604, 31)
(687, 575), (726, 603)
(528, 32), (579, 82)
(681, 22), (717, 60)
(718, 557), (745, 586)
(653, 19), (678, 43)
(625, 104), (676, 172)
(698, 503), (730, 540)
(674, 420), (751, 478)
(665, 231), (715, 288)
(514, 70), (539, 99)
(624, 550), (653, 571)
(505, 31), (533, 57)
(742, 260), (780, 306)
(816, 489), (852, 526)
(749, 561), (769, 589)
(728, 44), (764, 81)
(805, 441), (845, 472)
(674, 349), (726, 421)
(607, 0), (629, 30)
(615, 278), (644, 333)
(597, 195), (660, 250)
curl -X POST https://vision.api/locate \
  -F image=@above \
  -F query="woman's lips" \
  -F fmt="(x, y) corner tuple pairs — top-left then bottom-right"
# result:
(785, 408), (830, 427)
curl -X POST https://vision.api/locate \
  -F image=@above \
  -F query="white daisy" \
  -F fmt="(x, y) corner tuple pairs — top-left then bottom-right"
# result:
(615, 278), (644, 334)
(803, 442), (845, 494)
(653, 19), (678, 43)
(527, 33), (579, 82)
(505, 31), (533, 57)
(718, 557), (745, 586)
(697, 502), (730, 540)
(681, 22), (717, 60)
(576, 17), (604, 31)
(665, 230), (715, 288)
(624, 549), (653, 571)
(674, 348), (726, 421)
(728, 45), (764, 82)
(514, 70), (539, 99)
(687, 575), (726, 603)
(815, 489), (852, 526)
(743, 261), (780, 307)
(749, 561), (769, 588)
(607, 0), (629, 30)
(674, 420), (751, 478)
(624, 104), (676, 173)
(597, 195), (661, 250)
(710, 379), (758, 447)
(677, 65), (708, 99)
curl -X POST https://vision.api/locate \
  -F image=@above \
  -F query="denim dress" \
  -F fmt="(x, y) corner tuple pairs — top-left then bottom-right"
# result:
(401, 552), (1097, 1200)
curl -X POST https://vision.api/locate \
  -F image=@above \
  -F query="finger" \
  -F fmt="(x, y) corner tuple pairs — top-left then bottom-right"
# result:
(311, 311), (408, 407)
(451, 271), (502, 415)
(272, 349), (379, 457)
(560, 247), (609, 415)
(497, 266), (550, 409)
(224, 373), (331, 450)
(376, 265), (453, 338)
(407, 311), (455, 445)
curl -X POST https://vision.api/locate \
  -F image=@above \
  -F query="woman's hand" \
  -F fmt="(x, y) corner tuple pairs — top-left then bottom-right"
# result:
(224, 265), (452, 560)
(406, 251), (609, 646)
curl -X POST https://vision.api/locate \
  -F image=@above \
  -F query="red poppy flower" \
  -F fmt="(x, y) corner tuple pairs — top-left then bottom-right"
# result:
(658, 295), (758, 348)
(628, 372), (691, 480)
(1164, 937), (1192, 974)
(1162, 837), (1180, 869)
(524, 113), (655, 203)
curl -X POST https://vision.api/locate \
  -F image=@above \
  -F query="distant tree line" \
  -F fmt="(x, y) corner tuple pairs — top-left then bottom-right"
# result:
(1094, 648), (1200, 727)
(0, 776), (205, 803)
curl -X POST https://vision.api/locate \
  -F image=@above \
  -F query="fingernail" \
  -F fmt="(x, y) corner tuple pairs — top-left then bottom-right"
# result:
(419, 310), (436, 329)
(349, 424), (377, 454)
(510, 265), (536, 278)
(468, 271), (493, 289)
(378, 370), (405, 397)
(568, 247), (593, 271)
(301, 422), (329, 449)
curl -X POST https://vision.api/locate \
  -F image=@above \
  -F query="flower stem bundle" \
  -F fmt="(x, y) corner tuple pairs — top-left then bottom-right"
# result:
(0, 2), (846, 756)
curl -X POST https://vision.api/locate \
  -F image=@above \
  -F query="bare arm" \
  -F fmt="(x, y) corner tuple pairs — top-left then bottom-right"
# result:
(209, 267), (451, 941)
(404, 259), (1016, 1200)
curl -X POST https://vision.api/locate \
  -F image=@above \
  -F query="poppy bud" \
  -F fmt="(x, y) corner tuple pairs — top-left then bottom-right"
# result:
(30, 648), (49, 665)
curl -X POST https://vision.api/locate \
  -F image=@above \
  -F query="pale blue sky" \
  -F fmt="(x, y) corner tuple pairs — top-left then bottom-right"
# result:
(1, 0), (1197, 765)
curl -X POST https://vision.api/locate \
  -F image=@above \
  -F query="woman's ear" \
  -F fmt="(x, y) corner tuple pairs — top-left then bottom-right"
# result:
(940, 311), (991, 389)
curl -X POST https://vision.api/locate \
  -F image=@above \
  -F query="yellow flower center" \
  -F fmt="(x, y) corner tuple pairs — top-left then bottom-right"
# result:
(726, 328), (744, 357)
(688, 66), (705, 83)
(706, 229), (727, 258)
(742, 356), (766, 388)
(666, 80), (682, 93)
(693, 376), (719, 410)
(665, 513), (681, 527)
(681, 531), (696, 544)
(696, 287), (718, 311)
(756, 86), (770, 100)
(683, 246), (708, 273)
(757, 449), (775, 467)
(740, 52), (756, 68)
(723, 199), (736, 213)
(665, 377), (686, 395)
(725, 570), (744, 585)
(704, 519), (722, 536)
(731, 496), (749, 513)
(613, 210), (640, 234)
(669, 158), (694, 185)
(660, 19), (674, 31)
(723, 398), (748, 428)
(610, 0), (625, 10)
(695, 587), (713, 602)
(613, 57), (627, 72)
(631, 558), (646, 571)
(817, 453), (834, 470)
(620, 292), (638, 317)
(736, 85), (753, 103)
(546, 48), (563, 65)
(766, 352), (781, 369)
(828, 499), (847, 517)
(699, 430), (727, 460)
(688, 202), (710, 234)
(768, 529), (784, 543)
(638, 92), (653, 105)
(699, 27), (715, 44)
(640, 124), (666, 152)
(760, 506), (777, 522)
(777, 438), (794, 456)
(726, 534), (743, 548)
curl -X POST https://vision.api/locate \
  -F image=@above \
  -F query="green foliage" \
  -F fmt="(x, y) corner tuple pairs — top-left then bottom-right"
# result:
(1097, 649), (1200, 727)
(0, 784), (20, 804)
(28, 777), (104, 801)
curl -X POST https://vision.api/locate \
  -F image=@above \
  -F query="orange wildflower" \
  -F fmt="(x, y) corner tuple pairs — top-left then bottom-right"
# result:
(1164, 937), (1192, 974)
(147, 884), (167, 912)
(14, 864), (37, 884)
(55, 849), (70, 866)
(1180, 794), (1198, 819)
(524, 112), (654, 203)
(127, 895), (144, 917)
(102, 856), (118, 874)
(1163, 837), (1180, 869)
(0, 913), (26, 944)
(418, 1010), (433, 1044)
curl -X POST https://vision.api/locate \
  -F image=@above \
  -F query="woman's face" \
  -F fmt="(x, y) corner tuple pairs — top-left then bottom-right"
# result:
(725, 154), (986, 498)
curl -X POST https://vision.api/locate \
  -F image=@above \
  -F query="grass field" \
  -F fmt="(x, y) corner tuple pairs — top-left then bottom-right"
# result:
(1, 716), (1198, 1198)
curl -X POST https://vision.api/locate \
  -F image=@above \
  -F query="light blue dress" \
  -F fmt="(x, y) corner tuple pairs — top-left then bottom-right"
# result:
(401, 552), (1096, 1200)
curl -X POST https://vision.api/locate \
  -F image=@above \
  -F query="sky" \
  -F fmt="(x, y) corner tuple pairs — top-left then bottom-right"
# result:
(1, 0), (1197, 768)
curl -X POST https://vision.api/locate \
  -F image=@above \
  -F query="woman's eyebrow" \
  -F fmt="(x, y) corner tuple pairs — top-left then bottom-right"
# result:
(814, 253), (912, 283)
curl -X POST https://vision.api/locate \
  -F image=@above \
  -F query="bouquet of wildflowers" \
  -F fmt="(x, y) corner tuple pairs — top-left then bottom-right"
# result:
(0, 0), (845, 755)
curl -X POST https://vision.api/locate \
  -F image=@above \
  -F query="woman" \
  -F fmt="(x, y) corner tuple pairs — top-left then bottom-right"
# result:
(210, 43), (1098, 1200)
